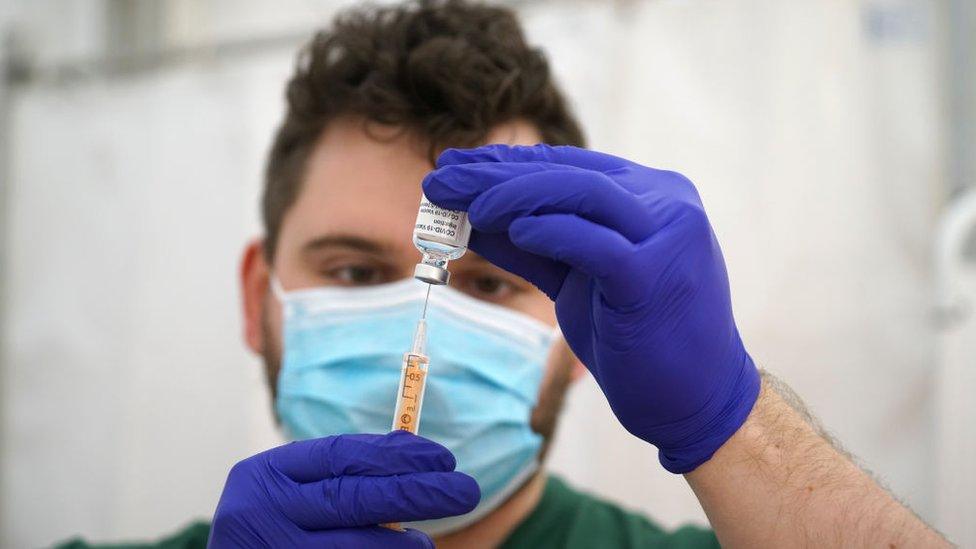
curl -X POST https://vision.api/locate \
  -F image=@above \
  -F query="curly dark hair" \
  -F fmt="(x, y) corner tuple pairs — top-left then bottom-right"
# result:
(262, 0), (585, 261)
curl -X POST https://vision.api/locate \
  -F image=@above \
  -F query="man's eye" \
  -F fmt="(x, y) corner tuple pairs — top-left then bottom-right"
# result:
(327, 265), (384, 286)
(468, 275), (514, 299)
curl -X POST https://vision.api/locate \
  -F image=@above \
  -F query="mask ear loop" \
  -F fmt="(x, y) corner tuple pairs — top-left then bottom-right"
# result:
(269, 276), (287, 302)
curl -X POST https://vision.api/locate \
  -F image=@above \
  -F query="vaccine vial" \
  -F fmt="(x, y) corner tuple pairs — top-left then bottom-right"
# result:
(413, 193), (471, 285)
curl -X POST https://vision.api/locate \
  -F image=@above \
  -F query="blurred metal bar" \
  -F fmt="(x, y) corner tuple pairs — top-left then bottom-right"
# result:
(3, 0), (564, 88)
(0, 24), (12, 535)
(105, 0), (167, 72)
(5, 28), (311, 88)
(948, 0), (975, 196)
(936, 189), (976, 325)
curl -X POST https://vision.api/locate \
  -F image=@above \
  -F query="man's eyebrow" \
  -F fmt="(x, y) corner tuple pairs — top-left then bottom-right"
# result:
(301, 234), (390, 254)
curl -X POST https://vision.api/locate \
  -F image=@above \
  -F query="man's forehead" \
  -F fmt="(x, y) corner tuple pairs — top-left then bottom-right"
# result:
(286, 120), (429, 252)
(299, 117), (543, 195)
(304, 121), (431, 203)
(280, 118), (544, 256)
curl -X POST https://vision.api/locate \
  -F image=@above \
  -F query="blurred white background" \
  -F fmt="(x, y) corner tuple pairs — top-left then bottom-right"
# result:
(1, 0), (974, 547)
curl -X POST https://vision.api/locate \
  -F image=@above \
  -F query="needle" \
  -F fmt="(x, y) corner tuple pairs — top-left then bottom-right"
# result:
(421, 283), (431, 320)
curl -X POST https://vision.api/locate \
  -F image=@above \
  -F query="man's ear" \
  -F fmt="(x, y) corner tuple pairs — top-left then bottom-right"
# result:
(570, 355), (588, 382)
(558, 339), (588, 383)
(240, 238), (270, 355)
(545, 336), (588, 384)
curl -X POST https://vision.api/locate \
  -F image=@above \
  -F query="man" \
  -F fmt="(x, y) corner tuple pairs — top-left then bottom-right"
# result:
(62, 1), (950, 547)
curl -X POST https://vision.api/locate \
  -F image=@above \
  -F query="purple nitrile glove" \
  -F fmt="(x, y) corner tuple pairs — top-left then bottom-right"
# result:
(422, 144), (760, 474)
(209, 431), (480, 548)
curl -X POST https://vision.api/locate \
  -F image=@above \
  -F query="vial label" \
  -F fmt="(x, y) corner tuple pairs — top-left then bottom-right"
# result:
(414, 194), (472, 247)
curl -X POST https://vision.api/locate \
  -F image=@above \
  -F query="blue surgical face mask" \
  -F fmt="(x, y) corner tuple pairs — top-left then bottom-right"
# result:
(272, 277), (557, 535)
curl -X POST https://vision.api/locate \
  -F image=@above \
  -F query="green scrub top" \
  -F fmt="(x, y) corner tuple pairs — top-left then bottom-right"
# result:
(56, 475), (718, 548)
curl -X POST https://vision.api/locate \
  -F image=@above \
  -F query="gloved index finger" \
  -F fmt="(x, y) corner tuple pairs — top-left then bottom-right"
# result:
(422, 161), (570, 211)
(270, 431), (456, 483)
(425, 164), (657, 243)
(437, 143), (634, 173)
(285, 471), (480, 530)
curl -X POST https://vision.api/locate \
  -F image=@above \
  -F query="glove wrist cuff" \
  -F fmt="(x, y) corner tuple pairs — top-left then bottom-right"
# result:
(656, 353), (761, 474)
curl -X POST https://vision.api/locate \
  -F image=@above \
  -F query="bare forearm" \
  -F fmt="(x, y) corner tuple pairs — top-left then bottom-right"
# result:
(685, 373), (949, 548)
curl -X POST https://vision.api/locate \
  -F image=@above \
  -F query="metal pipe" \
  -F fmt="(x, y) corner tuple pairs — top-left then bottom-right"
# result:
(947, 0), (975, 195)
(935, 188), (976, 328)
(3, 0), (557, 89)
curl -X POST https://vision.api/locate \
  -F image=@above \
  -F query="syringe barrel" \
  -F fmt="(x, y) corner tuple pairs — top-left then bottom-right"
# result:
(391, 352), (430, 434)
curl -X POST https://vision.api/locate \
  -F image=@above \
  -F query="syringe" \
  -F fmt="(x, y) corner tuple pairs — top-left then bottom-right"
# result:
(391, 284), (432, 434)
(382, 285), (432, 532)
(382, 195), (467, 529)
